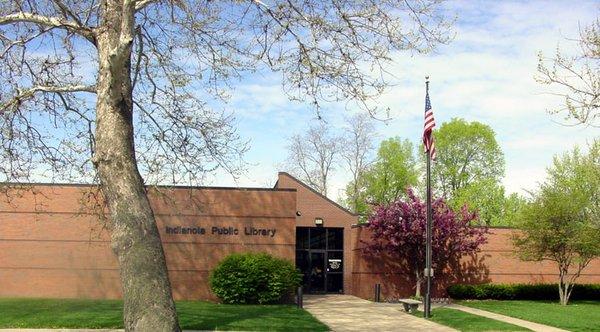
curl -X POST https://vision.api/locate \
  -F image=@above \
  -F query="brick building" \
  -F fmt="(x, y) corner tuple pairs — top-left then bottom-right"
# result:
(0, 172), (598, 300)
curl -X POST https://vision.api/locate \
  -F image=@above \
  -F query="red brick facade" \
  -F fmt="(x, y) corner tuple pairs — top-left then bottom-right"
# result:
(350, 226), (600, 300)
(0, 184), (297, 300)
(275, 172), (358, 295)
(0, 173), (598, 301)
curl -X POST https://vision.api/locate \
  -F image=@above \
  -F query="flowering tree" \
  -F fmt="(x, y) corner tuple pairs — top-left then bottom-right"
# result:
(364, 189), (488, 297)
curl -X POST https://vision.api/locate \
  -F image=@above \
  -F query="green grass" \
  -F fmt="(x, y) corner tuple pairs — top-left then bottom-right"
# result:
(0, 298), (329, 331)
(458, 300), (600, 332)
(412, 308), (530, 331)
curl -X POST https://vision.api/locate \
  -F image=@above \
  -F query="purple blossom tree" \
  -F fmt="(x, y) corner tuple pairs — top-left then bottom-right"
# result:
(364, 189), (488, 297)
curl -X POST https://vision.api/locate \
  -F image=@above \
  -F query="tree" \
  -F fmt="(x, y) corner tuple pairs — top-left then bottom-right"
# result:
(513, 141), (600, 305)
(340, 113), (377, 213)
(0, 1), (451, 330)
(500, 192), (528, 227)
(283, 122), (340, 196)
(345, 137), (419, 215)
(431, 118), (504, 199)
(536, 19), (600, 126)
(364, 189), (488, 297)
(449, 179), (504, 226)
(450, 179), (527, 226)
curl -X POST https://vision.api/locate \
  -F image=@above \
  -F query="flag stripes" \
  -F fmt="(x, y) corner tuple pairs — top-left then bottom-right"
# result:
(423, 86), (436, 160)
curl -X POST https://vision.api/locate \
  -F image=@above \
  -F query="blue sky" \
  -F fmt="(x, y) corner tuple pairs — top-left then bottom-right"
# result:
(204, 0), (599, 201)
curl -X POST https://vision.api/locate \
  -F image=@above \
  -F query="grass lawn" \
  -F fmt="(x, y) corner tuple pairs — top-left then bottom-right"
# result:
(458, 300), (600, 332)
(412, 308), (530, 331)
(0, 298), (329, 331)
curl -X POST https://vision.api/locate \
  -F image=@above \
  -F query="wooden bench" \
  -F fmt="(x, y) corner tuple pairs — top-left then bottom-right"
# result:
(398, 299), (421, 313)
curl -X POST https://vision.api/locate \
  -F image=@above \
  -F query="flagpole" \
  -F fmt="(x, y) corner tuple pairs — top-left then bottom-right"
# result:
(424, 77), (433, 319)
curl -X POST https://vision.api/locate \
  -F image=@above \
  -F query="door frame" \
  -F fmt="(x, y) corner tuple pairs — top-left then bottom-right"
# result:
(296, 227), (344, 294)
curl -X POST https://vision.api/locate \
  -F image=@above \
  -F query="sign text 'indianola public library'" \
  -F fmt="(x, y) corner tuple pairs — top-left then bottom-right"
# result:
(165, 226), (277, 237)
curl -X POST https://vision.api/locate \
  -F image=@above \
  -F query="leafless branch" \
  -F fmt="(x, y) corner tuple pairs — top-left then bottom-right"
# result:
(536, 19), (600, 127)
(0, 11), (95, 43)
(0, 84), (96, 112)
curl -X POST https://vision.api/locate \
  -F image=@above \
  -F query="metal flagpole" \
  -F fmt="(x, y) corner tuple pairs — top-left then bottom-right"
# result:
(424, 78), (433, 319)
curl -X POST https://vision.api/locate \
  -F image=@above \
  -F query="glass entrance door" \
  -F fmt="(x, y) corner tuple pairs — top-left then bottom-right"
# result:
(309, 251), (326, 293)
(296, 227), (344, 294)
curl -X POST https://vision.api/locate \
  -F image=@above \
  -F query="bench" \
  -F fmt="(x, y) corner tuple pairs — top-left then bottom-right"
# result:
(398, 299), (421, 313)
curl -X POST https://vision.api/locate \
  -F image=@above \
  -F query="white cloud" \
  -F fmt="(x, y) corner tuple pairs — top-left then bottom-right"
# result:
(214, 0), (599, 198)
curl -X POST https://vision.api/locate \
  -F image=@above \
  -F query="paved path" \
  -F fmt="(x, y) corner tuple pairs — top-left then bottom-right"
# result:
(303, 295), (456, 332)
(446, 303), (569, 332)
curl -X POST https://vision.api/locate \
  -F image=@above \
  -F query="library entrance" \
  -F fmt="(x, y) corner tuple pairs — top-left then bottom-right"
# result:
(296, 227), (344, 294)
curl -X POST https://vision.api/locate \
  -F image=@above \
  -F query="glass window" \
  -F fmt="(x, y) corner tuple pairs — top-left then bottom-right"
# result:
(326, 273), (343, 293)
(309, 252), (326, 292)
(296, 227), (309, 249)
(327, 228), (343, 250)
(295, 250), (311, 288)
(309, 227), (326, 249)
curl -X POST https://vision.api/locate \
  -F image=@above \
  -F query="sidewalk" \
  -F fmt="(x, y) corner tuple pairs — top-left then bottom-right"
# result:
(303, 294), (456, 332)
(445, 303), (569, 332)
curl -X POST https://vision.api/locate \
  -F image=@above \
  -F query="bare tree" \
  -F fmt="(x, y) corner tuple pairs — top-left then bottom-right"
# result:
(340, 113), (377, 213)
(0, 1), (451, 330)
(536, 19), (600, 127)
(284, 122), (340, 196)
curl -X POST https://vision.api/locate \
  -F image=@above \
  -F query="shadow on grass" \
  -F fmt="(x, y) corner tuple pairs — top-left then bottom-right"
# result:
(177, 301), (328, 331)
(0, 298), (123, 329)
(0, 298), (328, 331)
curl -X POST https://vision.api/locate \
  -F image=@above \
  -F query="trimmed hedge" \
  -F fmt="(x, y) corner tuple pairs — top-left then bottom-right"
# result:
(447, 283), (600, 301)
(209, 252), (301, 304)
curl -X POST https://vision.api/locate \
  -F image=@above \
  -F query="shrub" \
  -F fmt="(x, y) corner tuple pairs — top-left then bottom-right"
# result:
(209, 252), (301, 304)
(447, 283), (600, 301)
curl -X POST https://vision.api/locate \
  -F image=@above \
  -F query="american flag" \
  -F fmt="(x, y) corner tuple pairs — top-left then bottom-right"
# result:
(423, 86), (436, 160)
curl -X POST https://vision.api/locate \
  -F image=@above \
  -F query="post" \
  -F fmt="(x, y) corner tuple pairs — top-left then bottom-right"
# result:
(297, 286), (303, 308)
(374, 283), (381, 303)
(424, 78), (433, 319)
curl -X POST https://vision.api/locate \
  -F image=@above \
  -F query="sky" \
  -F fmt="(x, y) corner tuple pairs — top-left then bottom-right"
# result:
(202, 0), (600, 202)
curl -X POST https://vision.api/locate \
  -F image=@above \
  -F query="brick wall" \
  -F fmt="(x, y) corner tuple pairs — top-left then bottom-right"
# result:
(2, 178), (598, 302)
(0, 184), (297, 300)
(275, 172), (358, 294)
(350, 226), (600, 300)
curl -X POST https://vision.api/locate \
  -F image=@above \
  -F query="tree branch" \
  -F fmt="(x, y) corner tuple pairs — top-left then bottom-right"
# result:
(0, 12), (95, 44)
(135, 0), (160, 11)
(51, 0), (84, 27)
(0, 85), (97, 112)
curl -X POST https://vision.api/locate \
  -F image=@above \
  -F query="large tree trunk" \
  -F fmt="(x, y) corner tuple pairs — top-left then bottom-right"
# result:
(93, 2), (180, 331)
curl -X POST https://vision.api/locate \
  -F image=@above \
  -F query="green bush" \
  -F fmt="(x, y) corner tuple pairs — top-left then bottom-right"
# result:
(209, 252), (301, 304)
(447, 283), (600, 301)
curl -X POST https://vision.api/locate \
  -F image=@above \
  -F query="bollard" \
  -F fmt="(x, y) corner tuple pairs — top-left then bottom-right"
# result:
(297, 286), (303, 308)
(374, 283), (381, 302)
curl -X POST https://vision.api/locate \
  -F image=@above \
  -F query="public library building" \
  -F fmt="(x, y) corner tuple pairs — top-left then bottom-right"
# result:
(1, 172), (599, 301)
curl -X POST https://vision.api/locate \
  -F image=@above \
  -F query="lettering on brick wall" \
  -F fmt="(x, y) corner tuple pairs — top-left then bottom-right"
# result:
(165, 226), (277, 237)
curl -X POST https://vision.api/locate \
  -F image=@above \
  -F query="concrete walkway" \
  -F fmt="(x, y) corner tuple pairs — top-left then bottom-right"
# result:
(303, 295), (456, 332)
(446, 303), (569, 332)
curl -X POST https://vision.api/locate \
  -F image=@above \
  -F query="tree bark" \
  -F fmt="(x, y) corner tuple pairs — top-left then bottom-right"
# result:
(93, 1), (180, 331)
(558, 265), (570, 305)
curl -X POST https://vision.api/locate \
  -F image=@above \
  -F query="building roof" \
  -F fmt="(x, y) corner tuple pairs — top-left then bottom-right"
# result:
(0, 182), (296, 192)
